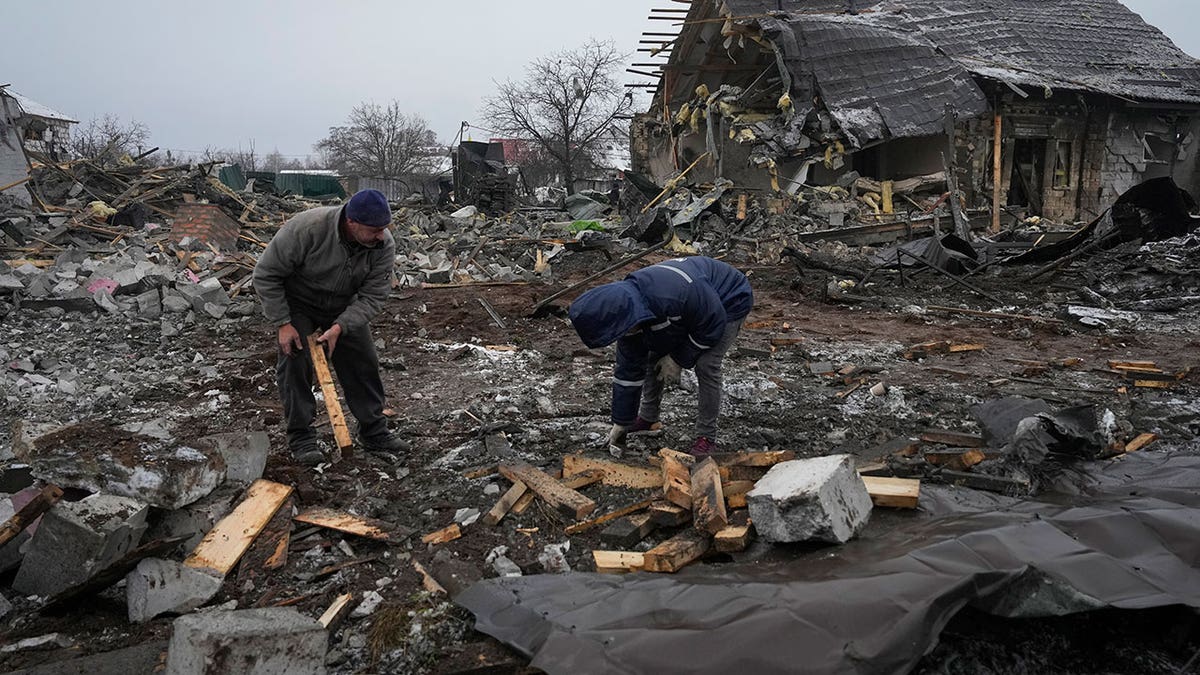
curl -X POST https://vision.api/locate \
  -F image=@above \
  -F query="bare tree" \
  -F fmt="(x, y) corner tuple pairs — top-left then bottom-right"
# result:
(315, 101), (437, 179)
(70, 114), (150, 163)
(481, 39), (634, 194)
(223, 139), (258, 172)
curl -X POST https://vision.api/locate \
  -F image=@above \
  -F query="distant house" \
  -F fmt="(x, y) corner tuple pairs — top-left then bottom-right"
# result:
(634, 0), (1200, 223)
(0, 88), (77, 160)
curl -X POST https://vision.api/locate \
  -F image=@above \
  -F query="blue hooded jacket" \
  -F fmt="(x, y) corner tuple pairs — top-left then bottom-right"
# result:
(569, 257), (753, 425)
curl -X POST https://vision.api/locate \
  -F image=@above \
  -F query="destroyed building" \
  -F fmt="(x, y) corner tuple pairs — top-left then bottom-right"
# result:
(632, 0), (1200, 225)
(0, 88), (76, 163)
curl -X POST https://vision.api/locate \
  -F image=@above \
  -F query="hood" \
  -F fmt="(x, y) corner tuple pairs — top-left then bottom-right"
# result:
(568, 281), (654, 348)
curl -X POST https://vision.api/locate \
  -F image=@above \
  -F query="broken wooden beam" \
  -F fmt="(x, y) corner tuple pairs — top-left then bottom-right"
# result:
(660, 449), (695, 509)
(293, 507), (410, 542)
(648, 500), (691, 526)
(599, 513), (657, 549)
(690, 457), (728, 534)
(318, 593), (356, 630)
(306, 334), (353, 453)
(185, 480), (294, 576)
(421, 524), (462, 545)
(1124, 433), (1158, 453)
(592, 550), (645, 574)
(562, 454), (662, 489)
(709, 450), (796, 467)
(713, 511), (753, 553)
(643, 529), (711, 573)
(922, 448), (989, 470)
(0, 484), (63, 548)
(861, 476), (921, 509)
(563, 498), (656, 535)
(499, 461), (597, 519)
(723, 480), (755, 510)
(482, 481), (528, 526)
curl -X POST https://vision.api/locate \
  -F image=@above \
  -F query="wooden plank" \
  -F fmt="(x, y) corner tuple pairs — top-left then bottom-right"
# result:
(593, 550), (645, 574)
(1107, 360), (1160, 371)
(482, 481), (527, 526)
(421, 523), (462, 545)
(562, 469), (605, 491)
(185, 480), (294, 576)
(1124, 433), (1158, 453)
(318, 593), (356, 629)
(600, 513), (657, 549)
(660, 449), (695, 509)
(882, 179), (894, 214)
(736, 193), (748, 220)
(713, 511), (753, 553)
(861, 476), (921, 509)
(293, 507), (408, 541)
(498, 461), (597, 519)
(920, 429), (985, 447)
(413, 560), (447, 595)
(1134, 380), (1173, 389)
(948, 343), (986, 353)
(689, 458), (727, 534)
(512, 468), (561, 515)
(463, 465), (498, 479)
(710, 450), (795, 467)
(0, 484), (63, 548)
(718, 465), (769, 482)
(643, 529), (711, 573)
(563, 498), (655, 535)
(648, 500), (691, 526)
(237, 495), (293, 586)
(306, 334), (353, 452)
(562, 454), (662, 489)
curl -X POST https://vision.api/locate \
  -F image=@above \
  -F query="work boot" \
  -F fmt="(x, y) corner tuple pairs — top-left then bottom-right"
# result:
(359, 432), (412, 453)
(290, 439), (328, 466)
(628, 417), (664, 437)
(689, 436), (718, 457)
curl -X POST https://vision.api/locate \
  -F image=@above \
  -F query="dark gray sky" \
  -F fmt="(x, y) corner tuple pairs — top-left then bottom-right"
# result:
(1, 1), (1193, 160)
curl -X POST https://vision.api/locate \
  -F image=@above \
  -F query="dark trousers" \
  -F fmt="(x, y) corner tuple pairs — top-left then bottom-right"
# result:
(276, 313), (388, 447)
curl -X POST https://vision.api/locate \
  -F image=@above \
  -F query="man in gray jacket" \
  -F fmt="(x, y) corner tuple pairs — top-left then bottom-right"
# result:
(253, 189), (408, 465)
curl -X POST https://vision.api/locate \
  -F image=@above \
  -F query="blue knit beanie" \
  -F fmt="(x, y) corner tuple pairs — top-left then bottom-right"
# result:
(345, 189), (392, 227)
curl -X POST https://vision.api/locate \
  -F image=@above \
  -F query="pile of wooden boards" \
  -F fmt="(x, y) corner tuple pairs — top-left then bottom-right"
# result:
(463, 449), (920, 576)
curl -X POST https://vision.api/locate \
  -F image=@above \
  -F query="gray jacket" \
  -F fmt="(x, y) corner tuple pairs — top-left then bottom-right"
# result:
(252, 205), (395, 330)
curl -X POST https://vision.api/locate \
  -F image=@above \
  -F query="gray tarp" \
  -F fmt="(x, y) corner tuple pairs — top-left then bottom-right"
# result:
(458, 449), (1200, 674)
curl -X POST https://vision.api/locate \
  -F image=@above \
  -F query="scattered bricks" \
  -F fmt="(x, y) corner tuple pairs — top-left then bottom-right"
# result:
(15, 421), (227, 509)
(12, 494), (150, 597)
(197, 431), (270, 484)
(165, 607), (327, 675)
(126, 558), (223, 623)
(145, 483), (243, 552)
(746, 455), (873, 544)
(170, 203), (241, 252)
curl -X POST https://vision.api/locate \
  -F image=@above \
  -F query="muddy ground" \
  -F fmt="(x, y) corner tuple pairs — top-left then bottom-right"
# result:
(2, 245), (1198, 673)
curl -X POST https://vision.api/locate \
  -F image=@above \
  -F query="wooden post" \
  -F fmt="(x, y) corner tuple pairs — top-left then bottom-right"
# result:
(306, 334), (353, 453)
(992, 112), (1003, 233)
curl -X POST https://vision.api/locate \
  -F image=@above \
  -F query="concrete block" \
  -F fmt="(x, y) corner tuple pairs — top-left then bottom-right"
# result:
(165, 607), (327, 675)
(145, 483), (243, 552)
(12, 494), (149, 597)
(197, 431), (269, 484)
(746, 454), (872, 544)
(15, 421), (227, 509)
(126, 558), (223, 623)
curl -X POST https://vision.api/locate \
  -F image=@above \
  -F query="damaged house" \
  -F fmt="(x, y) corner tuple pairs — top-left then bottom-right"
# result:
(632, 0), (1200, 226)
(1, 87), (77, 205)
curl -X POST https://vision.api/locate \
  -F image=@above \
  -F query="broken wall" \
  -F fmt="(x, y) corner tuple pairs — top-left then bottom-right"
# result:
(0, 94), (31, 205)
(1100, 109), (1200, 208)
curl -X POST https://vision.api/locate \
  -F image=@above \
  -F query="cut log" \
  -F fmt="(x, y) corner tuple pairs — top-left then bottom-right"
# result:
(660, 450), (694, 509)
(592, 550), (645, 574)
(690, 458), (728, 534)
(600, 513), (657, 549)
(710, 450), (796, 467)
(643, 529), (711, 573)
(563, 498), (656, 535)
(482, 481), (527, 526)
(562, 454), (662, 489)
(861, 476), (921, 509)
(185, 480), (294, 576)
(499, 461), (596, 519)
(306, 334), (353, 452)
(648, 500), (691, 526)
(0, 484), (63, 548)
(713, 512), (753, 553)
(421, 524), (462, 545)
(293, 507), (410, 541)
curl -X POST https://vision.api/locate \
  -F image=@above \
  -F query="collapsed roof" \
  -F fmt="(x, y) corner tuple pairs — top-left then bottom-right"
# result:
(665, 0), (1200, 151)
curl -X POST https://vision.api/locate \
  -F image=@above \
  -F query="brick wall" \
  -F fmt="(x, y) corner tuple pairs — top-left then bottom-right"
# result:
(170, 203), (240, 251)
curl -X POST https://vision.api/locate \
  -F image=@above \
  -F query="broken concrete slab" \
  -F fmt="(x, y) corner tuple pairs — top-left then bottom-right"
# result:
(126, 558), (223, 623)
(144, 484), (243, 553)
(12, 494), (150, 597)
(197, 431), (269, 484)
(14, 420), (227, 509)
(0, 640), (168, 675)
(165, 607), (327, 675)
(747, 454), (873, 544)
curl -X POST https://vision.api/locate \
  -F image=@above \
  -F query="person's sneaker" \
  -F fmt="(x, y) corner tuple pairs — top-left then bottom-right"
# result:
(689, 436), (718, 457)
(628, 417), (664, 436)
(290, 440), (328, 466)
(359, 432), (413, 453)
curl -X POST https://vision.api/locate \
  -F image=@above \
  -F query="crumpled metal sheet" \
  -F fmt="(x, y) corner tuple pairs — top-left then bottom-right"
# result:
(458, 450), (1200, 674)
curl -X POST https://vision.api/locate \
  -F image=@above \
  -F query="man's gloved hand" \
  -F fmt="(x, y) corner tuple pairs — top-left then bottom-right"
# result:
(607, 424), (629, 458)
(654, 356), (683, 388)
